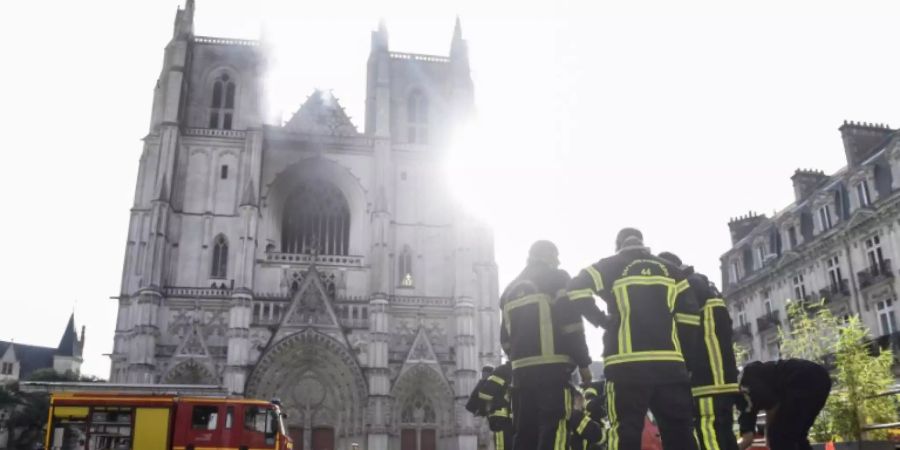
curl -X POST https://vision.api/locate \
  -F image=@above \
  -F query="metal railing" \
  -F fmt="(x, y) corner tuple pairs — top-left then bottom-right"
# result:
(858, 259), (894, 289)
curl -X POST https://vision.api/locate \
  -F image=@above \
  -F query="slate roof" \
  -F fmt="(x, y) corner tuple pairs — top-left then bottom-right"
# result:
(0, 341), (56, 379)
(56, 314), (78, 357)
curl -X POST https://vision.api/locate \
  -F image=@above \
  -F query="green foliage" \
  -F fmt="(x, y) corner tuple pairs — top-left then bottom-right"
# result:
(778, 299), (839, 365)
(2, 371), (103, 449)
(827, 315), (896, 442)
(779, 300), (897, 443)
(734, 341), (751, 366)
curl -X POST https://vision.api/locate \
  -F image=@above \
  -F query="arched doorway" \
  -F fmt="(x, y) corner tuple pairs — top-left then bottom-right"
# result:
(245, 329), (367, 450)
(391, 364), (454, 450)
(162, 359), (218, 385)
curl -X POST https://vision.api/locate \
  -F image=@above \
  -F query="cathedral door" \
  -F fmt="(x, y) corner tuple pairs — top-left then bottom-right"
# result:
(310, 428), (333, 450)
(420, 429), (436, 450)
(400, 429), (417, 450)
(288, 427), (303, 450)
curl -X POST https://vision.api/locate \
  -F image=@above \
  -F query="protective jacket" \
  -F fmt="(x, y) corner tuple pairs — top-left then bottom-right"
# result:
(481, 363), (513, 431)
(687, 269), (739, 397)
(567, 247), (700, 384)
(500, 263), (591, 387)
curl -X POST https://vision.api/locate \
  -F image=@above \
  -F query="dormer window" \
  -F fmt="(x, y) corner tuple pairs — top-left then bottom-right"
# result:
(730, 260), (740, 283)
(817, 204), (833, 232)
(856, 180), (872, 207)
(209, 73), (236, 130)
(407, 91), (428, 144)
(787, 225), (798, 249)
(755, 244), (766, 269)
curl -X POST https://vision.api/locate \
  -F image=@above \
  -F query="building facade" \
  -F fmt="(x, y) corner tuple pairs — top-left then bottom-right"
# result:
(108, 2), (502, 450)
(720, 121), (900, 363)
(1, 315), (85, 449)
(0, 314), (85, 384)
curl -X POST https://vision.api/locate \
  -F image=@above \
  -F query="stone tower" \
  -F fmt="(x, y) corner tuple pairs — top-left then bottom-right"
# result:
(109, 2), (501, 449)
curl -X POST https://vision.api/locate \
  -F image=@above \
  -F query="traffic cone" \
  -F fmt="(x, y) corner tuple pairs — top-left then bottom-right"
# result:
(825, 441), (835, 450)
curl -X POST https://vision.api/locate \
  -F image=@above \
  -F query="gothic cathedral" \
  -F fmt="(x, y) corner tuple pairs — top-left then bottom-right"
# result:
(109, 2), (502, 449)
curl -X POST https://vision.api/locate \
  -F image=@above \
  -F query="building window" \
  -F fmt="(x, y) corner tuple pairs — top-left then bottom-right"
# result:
(818, 205), (833, 232)
(787, 226), (798, 249)
(857, 180), (872, 207)
(736, 302), (747, 327)
(730, 261), (740, 283)
(864, 235), (885, 274)
(826, 256), (844, 292)
(877, 299), (896, 336)
(763, 297), (773, 315)
(0, 362), (12, 375)
(399, 246), (414, 287)
(281, 182), (351, 256)
(407, 91), (428, 144)
(755, 244), (766, 270)
(766, 339), (780, 360)
(209, 73), (236, 130)
(211, 234), (228, 279)
(792, 274), (807, 300)
(220, 165), (229, 180)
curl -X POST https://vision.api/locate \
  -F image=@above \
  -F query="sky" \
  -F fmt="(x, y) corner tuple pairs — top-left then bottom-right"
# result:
(0, 0), (898, 378)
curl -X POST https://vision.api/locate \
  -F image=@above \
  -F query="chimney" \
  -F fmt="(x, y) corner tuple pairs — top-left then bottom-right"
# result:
(790, 169), (828, 202)
(839, 121), (894, 167)
(728, 211), (767, 245)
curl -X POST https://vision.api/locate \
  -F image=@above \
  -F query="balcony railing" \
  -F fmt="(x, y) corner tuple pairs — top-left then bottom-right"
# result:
(857, 259), (894, 289)
(732, 322), (753, 340)
(265, 252), (365, 268)
(756, 310), (781, 332)
(819, 279), (850, 304)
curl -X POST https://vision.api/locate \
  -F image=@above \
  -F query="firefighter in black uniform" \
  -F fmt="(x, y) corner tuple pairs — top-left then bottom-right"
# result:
(659, 252), (740, 450)
(566, 228), (700, 450)
(466, 363), (515, 450)
(736, 359), (831, 450)
(501, 240), (593, 450)
(570, 381), (609, 450)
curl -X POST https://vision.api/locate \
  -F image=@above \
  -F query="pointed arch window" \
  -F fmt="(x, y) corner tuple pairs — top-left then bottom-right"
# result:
(281, 182), (351, 256)
(209, 73), (236, 130)
(407, 91), (428, 144)
(399, 245), (414, 287)
(211, 235), (228, 279)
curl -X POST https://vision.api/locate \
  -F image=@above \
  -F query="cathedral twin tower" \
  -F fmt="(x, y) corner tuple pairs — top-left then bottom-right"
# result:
(110, 1), (501, 449)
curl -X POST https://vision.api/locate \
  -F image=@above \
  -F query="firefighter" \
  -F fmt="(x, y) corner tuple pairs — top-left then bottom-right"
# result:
(566, 228), (700, 450)
(470, 363), (514, 450)
(735, 359), (831, 450)
(570, 381), (609, 450)
(658, 252), (739, 450)
(501, 240), (593, 450)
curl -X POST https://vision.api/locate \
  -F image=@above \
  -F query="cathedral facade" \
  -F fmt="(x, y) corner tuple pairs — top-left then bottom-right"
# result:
(109, 2), (502, 449)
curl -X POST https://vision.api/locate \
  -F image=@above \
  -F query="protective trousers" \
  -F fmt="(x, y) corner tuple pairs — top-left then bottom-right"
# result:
(606, 380), (697, 450)
(766, 381), (831, 450)
(494, 429), (513, 450)
(512, 384), (572, 450)
(693, 395), (738, 450)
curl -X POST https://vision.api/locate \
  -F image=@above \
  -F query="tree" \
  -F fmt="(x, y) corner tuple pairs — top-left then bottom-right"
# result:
(779, 300), (897, 443)
(4, 370), (102, 449)
(828, 315), (895, 443)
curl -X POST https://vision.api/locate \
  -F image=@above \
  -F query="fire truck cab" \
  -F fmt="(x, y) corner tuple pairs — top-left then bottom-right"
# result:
(27, 382), (292, 450)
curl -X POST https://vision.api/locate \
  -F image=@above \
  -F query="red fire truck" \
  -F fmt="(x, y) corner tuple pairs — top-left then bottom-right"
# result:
(23, 382), (292, 450)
